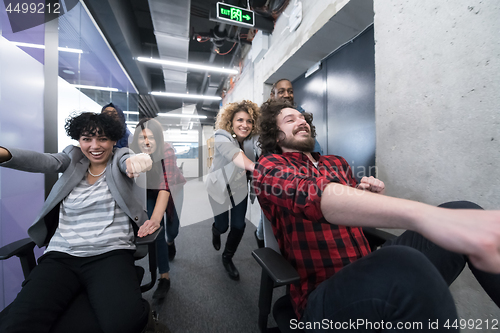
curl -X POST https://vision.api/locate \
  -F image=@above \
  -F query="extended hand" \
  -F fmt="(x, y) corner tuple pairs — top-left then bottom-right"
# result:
(356, 176), (385, 194)
(0, 147), (12, 163)
(137, 219), (161, 237)
(419, 208), (500, 274)
(126, 153), (152, 178)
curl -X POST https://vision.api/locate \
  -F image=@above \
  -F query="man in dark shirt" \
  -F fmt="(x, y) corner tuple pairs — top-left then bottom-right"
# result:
(253, 99), (500, 331)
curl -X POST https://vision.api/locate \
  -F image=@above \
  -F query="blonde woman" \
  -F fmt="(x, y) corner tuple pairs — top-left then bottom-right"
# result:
(206, 100), (260, 280)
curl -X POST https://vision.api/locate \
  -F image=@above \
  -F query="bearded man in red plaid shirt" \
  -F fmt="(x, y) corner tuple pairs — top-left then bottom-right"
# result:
(253, 99), (500, 331)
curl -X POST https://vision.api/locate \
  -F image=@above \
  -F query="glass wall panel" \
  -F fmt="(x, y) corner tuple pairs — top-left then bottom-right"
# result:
(57, 1), (139, 150)
(0, 5), (45, 310)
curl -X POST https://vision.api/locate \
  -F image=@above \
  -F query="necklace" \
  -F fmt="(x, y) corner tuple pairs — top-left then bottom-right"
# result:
(88, 167), (106, 177)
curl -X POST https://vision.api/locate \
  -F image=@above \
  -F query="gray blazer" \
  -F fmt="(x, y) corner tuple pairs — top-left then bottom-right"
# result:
(210, 129), (260, 175)
(206, 130), (260, 205)
(0, 145), (148, 247)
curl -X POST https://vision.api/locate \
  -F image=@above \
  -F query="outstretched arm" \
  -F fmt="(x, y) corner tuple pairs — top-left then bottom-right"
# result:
(232, 151), (255, 172)
(0, 147), (12, 163)
(0, 146), (71, 173)
(320, 182), (500, 273)
(125, 153), (153, 178)
(137, 190), (170, 237)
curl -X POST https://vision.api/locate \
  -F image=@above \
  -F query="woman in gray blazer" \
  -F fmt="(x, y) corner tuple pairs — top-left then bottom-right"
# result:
(0, 112), (164, 333)
(206, 100), (260, 281)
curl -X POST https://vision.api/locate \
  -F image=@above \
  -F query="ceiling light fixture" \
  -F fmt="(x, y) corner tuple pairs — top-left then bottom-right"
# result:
(137, 57), (239, 75)
(12, 41), (83, 54)
(151, 91), (221, 101)
(157, 113), (207, 119)
(73, 84), (119, 92)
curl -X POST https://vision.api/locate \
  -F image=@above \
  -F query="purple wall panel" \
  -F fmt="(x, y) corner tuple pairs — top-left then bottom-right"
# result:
(0, 35), (45, 309)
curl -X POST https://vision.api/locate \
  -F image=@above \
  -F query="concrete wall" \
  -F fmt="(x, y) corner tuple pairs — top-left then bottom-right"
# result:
(374, 0), (500, 327)
(227, 0), (499, 325)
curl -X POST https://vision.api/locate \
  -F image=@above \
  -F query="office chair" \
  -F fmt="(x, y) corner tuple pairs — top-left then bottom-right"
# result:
(252, 215), (396, 333)
(0, 227), (162, 333)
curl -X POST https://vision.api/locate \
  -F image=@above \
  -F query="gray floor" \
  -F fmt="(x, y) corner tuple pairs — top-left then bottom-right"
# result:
(135, 179), (283, 332)
(138, 218), (283, 333)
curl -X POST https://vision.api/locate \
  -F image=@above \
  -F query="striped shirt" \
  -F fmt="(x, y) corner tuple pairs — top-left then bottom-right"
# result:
(45, 174), (135, 256)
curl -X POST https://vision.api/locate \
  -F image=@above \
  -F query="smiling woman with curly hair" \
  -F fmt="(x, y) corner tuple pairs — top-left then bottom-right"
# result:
(207, 100), (261, 281)
(0, 112), (167, 332)
(215, 99), (261, 135)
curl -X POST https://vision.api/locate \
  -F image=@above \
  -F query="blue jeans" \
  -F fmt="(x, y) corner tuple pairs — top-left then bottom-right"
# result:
(166, 187), (183, 243)
(147, 192), (168, 275)
(147, 188), (184, 274)
(208, 194), (248, 233)
(301, 201), (500, 332)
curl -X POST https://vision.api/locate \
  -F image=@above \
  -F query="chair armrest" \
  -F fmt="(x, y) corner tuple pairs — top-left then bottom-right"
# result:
(363, 227), (397, 251)
(252, 247), (300, 287)
(0, 238), (35, 260)
(0, 238), (37, 278)
(135, 227), (161, 246)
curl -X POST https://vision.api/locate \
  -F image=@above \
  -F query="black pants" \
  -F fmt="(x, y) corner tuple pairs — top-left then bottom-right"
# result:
(0, 250), (149, 333)
(301, 201), (500, 332)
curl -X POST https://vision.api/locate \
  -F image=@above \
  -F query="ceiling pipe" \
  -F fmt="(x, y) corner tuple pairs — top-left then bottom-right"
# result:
(216, 40), (242, 101)
(148, 0), (191, 95)
(198, 24), (226, 90)
(196, 25), (245, 111)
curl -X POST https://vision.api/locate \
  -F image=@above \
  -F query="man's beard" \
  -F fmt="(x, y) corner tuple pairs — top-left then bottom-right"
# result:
(280, 134), (315, 152)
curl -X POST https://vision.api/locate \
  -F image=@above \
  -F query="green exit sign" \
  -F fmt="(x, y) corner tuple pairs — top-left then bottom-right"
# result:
(216, 2), (254, 27)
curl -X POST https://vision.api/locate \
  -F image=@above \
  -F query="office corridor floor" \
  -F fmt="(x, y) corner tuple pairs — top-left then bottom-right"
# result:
(139, 179), (283, 333)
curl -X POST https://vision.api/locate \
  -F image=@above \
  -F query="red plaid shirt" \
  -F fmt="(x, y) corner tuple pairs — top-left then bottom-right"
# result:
(161, 143), (186, 217)
(253, 152), (371, 319)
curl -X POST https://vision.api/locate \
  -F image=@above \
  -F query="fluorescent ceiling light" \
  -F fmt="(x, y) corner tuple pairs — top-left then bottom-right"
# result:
(137, 57), (238, 75)
(151, 91), (221, 101)
(157, 113), (207, 119)
(123, 111), (139, 115)
(12, 42), (83, 54)
(73, 84), (119, 92)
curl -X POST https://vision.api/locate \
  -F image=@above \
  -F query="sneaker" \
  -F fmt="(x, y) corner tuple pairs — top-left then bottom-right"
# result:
(152, 278), (170, 299)
(167, 241), (176, 261)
